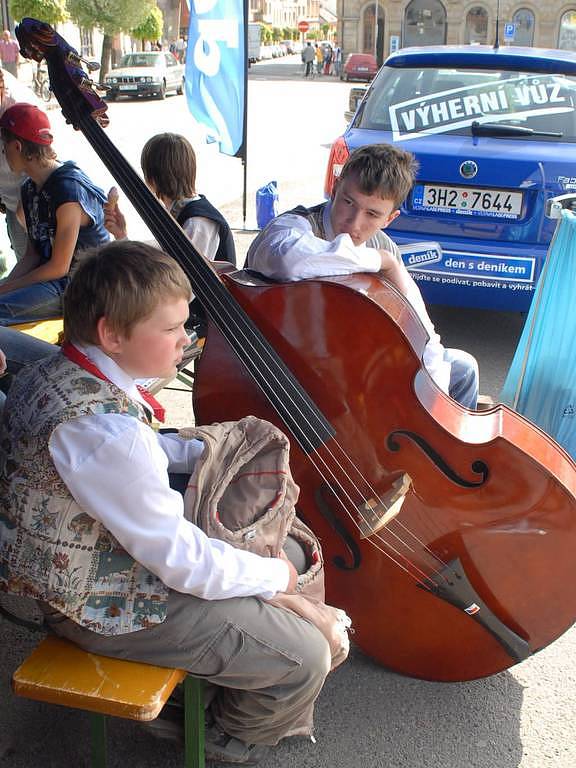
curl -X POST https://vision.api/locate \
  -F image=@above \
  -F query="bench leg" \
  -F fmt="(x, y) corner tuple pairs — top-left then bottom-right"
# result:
(184, 676), (205, 768)
(90, 713), (107, 768)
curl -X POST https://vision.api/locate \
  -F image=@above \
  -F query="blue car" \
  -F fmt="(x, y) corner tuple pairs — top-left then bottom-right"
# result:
(325, 45), (576, 312)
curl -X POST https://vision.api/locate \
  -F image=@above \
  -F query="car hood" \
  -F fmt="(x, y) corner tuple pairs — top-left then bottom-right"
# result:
(108, 66), (162, 78)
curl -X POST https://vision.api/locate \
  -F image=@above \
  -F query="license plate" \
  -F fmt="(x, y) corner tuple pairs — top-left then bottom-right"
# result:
(412, 184), (523, 219)
(357, 66), (369, 71)
(119, 84), (137, 91)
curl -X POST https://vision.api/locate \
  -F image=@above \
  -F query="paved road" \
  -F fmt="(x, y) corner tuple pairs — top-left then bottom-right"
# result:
(2, 55), (575, 768)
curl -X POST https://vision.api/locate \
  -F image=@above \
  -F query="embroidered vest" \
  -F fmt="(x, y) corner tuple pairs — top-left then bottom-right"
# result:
(0, 353), (170, 635)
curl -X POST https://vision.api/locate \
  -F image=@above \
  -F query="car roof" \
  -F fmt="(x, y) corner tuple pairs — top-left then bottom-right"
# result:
(385, 45), (576, 75)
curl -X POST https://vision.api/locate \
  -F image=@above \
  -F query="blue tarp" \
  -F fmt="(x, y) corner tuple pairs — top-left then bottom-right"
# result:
(500, 209), (576, 458)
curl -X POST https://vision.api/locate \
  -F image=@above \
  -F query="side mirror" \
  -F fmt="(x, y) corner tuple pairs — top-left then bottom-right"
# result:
(546, 194), (576, 219)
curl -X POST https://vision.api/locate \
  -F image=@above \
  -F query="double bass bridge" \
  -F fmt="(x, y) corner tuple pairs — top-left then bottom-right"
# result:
(356, 473), (412, 539)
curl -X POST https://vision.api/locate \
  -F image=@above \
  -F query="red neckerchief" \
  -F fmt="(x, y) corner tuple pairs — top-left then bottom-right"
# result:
(62, 341), (165, 423)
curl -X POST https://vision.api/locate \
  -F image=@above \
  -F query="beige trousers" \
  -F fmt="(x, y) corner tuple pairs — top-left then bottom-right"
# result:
(44, 589), (331, 746)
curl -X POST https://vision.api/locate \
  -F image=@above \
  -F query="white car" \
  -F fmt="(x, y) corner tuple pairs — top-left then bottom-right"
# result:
(105, 51), (184, 100)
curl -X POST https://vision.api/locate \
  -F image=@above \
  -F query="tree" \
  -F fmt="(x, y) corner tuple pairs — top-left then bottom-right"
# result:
(131, 5), (163, 47)
(67, 0), (154, 80)
(9, 0), (68, 25)
(9, 0), (68, 92)
(261, 24), (272, 43)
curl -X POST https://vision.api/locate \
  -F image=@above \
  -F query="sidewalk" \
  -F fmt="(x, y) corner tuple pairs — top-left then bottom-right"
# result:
(11, 58), (59, 109)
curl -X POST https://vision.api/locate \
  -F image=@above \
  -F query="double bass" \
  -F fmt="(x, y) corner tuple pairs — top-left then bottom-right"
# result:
(25, 18), (576, 682)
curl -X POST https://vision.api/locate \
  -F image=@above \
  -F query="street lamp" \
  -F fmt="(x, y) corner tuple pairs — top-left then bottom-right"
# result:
(373, 0), (379, 60)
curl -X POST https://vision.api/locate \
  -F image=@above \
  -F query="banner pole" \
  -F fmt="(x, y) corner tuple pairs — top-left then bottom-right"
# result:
(240, 0), (249, 229)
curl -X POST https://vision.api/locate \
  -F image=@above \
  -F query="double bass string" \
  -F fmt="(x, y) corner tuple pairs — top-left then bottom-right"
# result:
(79, 113), (453, 588)
(81, 115), (450, 586)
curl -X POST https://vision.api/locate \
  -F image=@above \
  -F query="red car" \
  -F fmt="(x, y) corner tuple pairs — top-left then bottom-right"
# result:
(341, 53), (378, 82)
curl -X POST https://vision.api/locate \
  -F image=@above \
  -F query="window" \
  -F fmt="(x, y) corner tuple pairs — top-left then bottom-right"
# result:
(362, 4), (385, 64)
(513, 9), (535, 46)
(464, 6), (488, 44)
(559, 10), (576, 51)
(356, 66), (576, 143)
(79, 28), (93, 59)
(403, 0), (447, 47)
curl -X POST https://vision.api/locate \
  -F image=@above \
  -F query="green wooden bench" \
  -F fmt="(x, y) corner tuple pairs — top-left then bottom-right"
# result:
(12, 634), (205, 768)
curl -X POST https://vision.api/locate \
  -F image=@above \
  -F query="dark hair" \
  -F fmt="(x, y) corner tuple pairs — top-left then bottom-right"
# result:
(63, 241), (192, 345)
(140, 133), (197, 201)
(0, 127), (57, 162)
(339, 144), (418, 208)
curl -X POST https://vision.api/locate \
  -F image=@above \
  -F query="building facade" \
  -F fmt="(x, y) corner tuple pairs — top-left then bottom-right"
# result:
(250, 0), (321, 27)
(336, 0), (576, 64)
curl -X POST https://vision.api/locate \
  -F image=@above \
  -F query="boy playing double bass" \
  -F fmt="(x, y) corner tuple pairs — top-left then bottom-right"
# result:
(247, 143), (479, 409)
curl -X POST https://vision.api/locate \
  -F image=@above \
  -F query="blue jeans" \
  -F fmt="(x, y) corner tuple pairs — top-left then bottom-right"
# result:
(0, 326), (58, 373)
(0, 277), (68, 326)
(445, 348), (479, 410)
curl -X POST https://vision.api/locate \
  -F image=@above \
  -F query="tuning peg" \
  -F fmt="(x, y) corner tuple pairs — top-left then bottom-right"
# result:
(83, 59), (100, 72)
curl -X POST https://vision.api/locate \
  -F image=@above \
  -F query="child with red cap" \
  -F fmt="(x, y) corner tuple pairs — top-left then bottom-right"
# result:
(0, 102), (109, 325)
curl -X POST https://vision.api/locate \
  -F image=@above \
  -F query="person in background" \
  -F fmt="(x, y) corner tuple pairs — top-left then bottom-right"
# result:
(104, 132), (235, 336)
(246, 143), (479, 409)
(0, 31), (19, 78)
(315, 43), (323, 75)
(302, 42), (315, 78)
(175, 36), (186, 63)
(0, 68), (40, 260)
(105, 132), (235, 266)
(0, 241), (332, 765)
(334, 44), (342, 78)
(323, 45), (333, 76)
(0, 103), (109, 326)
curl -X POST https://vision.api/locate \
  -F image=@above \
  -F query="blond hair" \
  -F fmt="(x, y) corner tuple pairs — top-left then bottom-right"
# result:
(63, 241), (192, 344)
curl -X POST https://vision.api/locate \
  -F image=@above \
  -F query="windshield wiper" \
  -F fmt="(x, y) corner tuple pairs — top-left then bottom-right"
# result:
(471, 121), (563, 138)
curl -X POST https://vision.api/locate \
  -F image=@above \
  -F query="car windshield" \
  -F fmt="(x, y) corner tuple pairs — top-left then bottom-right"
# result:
(356, 66), (576, 142)
(119, 53), (161, 68)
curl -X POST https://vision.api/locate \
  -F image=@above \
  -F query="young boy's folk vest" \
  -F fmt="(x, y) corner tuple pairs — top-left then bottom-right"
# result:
(0, 353), (169, 635)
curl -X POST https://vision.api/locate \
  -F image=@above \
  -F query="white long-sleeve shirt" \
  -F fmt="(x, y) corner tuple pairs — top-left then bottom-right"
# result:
(49, 345), (289, 601)
(246, 203), (451, 392)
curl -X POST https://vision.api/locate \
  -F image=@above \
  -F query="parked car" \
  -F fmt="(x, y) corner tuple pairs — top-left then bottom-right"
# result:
(344, 84), (368, 122)
(105, 51), (184, 100)
(341, 53), (378, 82)
(326, 45), (576, 312)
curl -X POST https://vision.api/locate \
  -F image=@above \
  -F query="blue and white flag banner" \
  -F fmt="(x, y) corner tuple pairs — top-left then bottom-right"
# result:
(186, 0), (246, 156)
